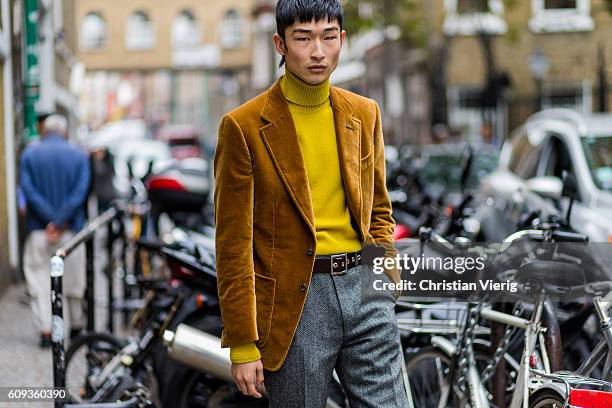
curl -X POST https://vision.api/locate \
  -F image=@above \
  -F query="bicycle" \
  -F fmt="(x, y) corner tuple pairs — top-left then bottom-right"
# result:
(403, 223), (612, 407)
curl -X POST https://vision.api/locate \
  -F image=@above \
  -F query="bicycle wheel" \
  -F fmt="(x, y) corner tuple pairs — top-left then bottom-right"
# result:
(528, 389), (565, 408)
(65, 332), (126, 403)
(405, 343), (516, 408)
(404, 346), (454, 408)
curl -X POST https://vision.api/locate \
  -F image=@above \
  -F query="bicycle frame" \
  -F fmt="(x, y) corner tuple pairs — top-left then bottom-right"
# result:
(422, 292), (550, 408)
(576, 294), (612, 381)
(509, 291), (547, 408)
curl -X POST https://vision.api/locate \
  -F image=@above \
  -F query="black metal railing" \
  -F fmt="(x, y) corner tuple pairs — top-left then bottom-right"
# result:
(50, 206), (122, 408)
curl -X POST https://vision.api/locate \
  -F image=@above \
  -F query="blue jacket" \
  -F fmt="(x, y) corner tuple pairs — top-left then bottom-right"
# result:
(20, 134), (91, 234)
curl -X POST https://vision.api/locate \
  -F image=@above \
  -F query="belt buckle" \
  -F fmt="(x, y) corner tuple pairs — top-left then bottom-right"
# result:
(331, 253), (348, 276)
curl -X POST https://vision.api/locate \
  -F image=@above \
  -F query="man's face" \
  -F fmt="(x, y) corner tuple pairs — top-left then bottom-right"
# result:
(274, 18), (346, 85)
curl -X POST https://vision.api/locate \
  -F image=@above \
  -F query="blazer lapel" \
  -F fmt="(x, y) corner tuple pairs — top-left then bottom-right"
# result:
(259, 80), (316, 235)
(330, 87), (362, 235)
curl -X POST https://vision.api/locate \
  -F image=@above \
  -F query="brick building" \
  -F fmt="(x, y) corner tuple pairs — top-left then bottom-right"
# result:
(426, 0), (612, 143)
(75, 0), (254, 146)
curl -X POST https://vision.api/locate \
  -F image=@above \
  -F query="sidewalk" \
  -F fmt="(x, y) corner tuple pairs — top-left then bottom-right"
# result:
(0, 238), (119, 408)
(0, 284), (54, 408)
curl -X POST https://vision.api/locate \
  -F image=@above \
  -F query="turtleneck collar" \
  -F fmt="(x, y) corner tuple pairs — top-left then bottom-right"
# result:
(280, 69), (330, 107)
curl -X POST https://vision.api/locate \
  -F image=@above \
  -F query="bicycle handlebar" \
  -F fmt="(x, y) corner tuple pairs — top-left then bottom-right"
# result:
(558, 281), (612, 298)
(419, 224), (590, 254)
(551, 229), (589, 243)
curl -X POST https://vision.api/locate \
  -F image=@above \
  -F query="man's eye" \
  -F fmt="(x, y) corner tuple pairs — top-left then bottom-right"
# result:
(325, 37), (337, 40)
(296, 37), (309, 41)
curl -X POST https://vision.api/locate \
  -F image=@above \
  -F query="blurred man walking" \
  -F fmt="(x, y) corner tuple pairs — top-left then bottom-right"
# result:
(20, 114), (90, 347)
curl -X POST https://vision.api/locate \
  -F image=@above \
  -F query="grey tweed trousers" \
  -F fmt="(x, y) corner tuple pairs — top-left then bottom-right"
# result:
(264, 264), (408, 408)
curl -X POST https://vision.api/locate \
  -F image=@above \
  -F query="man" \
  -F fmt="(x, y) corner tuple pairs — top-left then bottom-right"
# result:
(20, 114), (90, 347)
(89, 146), (116, 214)
(214, 0), (406, 406)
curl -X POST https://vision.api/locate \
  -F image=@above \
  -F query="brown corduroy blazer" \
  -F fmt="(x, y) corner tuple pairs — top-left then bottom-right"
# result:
(213, 78), (398, 371)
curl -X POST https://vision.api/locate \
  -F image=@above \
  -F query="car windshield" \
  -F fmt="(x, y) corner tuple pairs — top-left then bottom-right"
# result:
(582, 136), (612, 192)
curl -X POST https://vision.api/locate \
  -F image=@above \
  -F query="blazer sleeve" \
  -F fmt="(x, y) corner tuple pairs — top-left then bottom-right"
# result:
(214, 114), (258, 348)
(369, 101), (400, 284)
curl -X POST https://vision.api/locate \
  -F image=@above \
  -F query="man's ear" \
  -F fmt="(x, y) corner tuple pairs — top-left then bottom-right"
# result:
(340, 30), (347, 45)
(272, 33), (286, 56)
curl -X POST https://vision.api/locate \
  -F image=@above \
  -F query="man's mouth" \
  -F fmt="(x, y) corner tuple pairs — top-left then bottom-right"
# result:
(308, 65), (327, 73)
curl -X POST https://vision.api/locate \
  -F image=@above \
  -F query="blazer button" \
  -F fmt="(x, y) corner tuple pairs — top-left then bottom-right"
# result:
(306, 248), (314, 256)
(299, 283), (308, 292)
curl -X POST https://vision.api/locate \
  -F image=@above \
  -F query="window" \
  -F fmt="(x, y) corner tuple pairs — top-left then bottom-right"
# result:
(171, 10), (201, 48)
(529, 0), (594, 33)
(542, 80), (592, 114)
(541, 136), (574, 181)
(80, 12), (107, 50)
(443, 0), (507, 36)
(125, 11), (156, 50)
(508, 132), (547, 179)
(458, 0), (490, 14)
(544, 0), (577, 9)
(582, 136), (612, 192)
(219, 9), (243, 49)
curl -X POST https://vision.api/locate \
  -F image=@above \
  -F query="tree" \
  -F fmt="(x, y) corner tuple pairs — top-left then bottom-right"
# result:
(342, 0), (426, 47)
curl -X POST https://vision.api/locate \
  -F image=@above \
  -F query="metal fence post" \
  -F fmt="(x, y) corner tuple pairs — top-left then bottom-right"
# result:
(119, 219), (130, 326)
(106, 220), (115, 333)
(85, 236), (95, 333)
(50, 255), (65, 408)
(49, 206), (119, 406)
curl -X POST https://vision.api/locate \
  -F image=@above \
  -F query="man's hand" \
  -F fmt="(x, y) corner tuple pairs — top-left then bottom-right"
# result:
(45, 223), (64, 244)
(231, 360), (265, 398)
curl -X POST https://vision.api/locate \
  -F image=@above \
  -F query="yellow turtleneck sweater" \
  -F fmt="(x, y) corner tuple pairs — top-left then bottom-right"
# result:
(230, 69), (361, 364)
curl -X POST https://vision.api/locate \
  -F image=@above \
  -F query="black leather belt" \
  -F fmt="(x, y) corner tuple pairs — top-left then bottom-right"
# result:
(313, 251), (361, 275)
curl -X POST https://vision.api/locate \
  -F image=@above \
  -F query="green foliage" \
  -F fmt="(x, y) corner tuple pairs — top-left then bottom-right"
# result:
(342, 0), (427, 47)
(502, 0), (520, 10)
(505, 0), (522, 44)
(504, 25), (521, 46)
(342, 1), (376, 34)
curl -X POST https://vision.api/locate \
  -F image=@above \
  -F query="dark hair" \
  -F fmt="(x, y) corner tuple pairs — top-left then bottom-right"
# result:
(276, 0), (344, 67)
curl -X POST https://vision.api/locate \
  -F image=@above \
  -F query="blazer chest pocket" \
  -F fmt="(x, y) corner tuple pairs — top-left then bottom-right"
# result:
(254, 272), (276, 348)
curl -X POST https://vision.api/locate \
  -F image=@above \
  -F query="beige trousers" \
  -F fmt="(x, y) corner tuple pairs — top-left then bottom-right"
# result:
(23, 230), (86, 333)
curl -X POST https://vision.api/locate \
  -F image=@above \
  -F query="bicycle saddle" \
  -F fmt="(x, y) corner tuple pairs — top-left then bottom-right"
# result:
(516, 259), (585, 288)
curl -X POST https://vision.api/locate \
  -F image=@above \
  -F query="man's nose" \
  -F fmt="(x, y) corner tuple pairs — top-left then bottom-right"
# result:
(311, 39), (325, 60)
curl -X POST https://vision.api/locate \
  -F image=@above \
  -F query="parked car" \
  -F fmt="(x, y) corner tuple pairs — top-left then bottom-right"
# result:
(388, 142), (499, 240)
(477, 109), (612, 242)
(157, 124), (203, 161)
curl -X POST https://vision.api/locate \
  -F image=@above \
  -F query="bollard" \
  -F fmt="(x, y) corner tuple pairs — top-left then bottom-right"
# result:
(50, 255), (66, 408)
